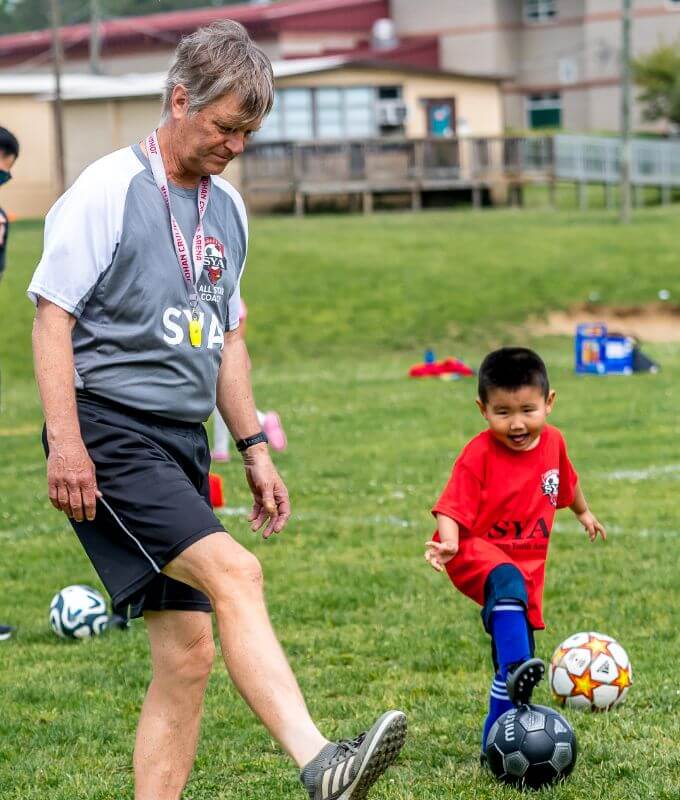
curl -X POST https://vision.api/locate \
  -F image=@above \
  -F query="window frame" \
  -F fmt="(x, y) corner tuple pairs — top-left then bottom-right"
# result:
(256, 85), (379, 142)
(525, 92), (562, 129)
(524, 0), (558, 24)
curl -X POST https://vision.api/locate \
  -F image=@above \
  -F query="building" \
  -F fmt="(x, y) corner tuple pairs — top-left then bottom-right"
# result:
(391, 0), (680, 132)
(0, 58), (503, 218)
(0, 0), (395, 75)
(2, 0), (679, 133)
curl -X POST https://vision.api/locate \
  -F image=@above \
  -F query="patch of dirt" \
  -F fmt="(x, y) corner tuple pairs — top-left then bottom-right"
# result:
(526, 302), (680, 342)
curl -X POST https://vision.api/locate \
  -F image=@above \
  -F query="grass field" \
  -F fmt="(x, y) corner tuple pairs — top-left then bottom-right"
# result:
(0, 207), (679, 799)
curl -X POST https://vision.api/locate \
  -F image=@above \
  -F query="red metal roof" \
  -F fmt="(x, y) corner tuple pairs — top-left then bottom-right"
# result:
(0, 0), (389, 65)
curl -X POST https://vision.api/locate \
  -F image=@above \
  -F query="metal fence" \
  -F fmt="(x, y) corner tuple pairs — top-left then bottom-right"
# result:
(555, 134), (680, 186)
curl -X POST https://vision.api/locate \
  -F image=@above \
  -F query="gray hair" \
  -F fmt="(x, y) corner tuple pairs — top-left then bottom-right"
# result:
(161, 20), (274, 127)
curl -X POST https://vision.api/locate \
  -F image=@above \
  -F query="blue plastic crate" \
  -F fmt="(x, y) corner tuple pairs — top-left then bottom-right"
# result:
(575, 323), (634, 375)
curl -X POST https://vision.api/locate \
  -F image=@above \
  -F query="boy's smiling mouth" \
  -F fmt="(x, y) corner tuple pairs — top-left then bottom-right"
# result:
(508, 432), (531, 447)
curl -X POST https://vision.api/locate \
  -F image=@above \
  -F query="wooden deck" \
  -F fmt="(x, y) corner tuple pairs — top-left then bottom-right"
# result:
(240, 136), (555, 214)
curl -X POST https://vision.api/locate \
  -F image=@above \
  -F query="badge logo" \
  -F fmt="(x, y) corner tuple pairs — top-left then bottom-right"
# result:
(204, 236), (225, 284)
(541, 469), (560, 507)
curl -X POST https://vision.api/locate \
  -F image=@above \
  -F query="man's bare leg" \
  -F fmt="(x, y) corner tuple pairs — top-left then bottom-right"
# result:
(164, 532), (329, 768)
(134, 610), (215, 800)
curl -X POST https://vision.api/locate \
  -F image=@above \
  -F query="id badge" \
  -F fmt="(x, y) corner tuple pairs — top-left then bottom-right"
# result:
(189, 317), (202, 348)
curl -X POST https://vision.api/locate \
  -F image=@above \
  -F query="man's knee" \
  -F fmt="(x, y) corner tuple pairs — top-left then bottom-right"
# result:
(199, 546), (264, 607)
(156, 629), (216, 687)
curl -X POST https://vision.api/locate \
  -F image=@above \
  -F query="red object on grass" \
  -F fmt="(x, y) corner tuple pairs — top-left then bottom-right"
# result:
(409, 357), (475, 378)
(209, 473), (225, 509)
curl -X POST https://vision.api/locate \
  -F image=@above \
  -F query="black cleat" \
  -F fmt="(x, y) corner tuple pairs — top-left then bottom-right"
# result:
(301, 710), (407, 799)
(506, 657), (545, 706)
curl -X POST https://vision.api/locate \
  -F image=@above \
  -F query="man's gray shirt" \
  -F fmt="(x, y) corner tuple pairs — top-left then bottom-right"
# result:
(28, 144), (247, 423)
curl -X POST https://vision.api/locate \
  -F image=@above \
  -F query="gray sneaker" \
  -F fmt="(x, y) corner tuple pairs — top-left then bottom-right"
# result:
(300, 710), (407, 800)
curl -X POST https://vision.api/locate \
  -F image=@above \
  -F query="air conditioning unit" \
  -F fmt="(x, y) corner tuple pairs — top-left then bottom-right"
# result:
(376, 99), (407, 127)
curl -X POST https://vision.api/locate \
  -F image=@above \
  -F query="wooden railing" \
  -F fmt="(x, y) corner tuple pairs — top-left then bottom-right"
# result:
(241, 134), (680, 213)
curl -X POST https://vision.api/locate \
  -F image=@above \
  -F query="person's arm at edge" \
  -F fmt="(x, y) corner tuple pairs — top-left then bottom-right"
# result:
(32, 297), (101, 522)
(216, 328), (290, 538)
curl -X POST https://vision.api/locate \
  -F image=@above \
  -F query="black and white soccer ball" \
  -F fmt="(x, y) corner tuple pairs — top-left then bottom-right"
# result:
(49, 584), (109, 639)
(485, 704), (577, 789)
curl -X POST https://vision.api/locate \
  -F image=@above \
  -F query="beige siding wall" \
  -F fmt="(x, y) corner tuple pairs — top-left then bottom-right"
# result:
(278, 68), (503, 136)
(391, 0), (511, 32)
(440, 30), (520, 77)
(0, 95), (56, 218)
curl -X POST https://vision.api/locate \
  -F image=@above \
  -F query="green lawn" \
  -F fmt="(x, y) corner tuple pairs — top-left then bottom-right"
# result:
(0, 207), (678, 799)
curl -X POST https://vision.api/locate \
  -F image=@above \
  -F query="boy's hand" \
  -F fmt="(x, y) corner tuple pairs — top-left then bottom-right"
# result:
(424, 539), (458, 572)
(577, 510), (606, 542)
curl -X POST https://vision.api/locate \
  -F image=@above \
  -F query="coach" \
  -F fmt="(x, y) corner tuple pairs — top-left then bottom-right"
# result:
(28, 20), (405, 800)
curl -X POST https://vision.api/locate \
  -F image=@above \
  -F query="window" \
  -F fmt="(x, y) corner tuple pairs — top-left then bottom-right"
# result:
(526, 93), (562, 129)
(257, 87), (378, 141)
(524, 0), (557, 23)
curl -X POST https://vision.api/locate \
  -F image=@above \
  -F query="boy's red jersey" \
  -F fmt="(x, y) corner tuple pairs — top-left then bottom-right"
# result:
(432, 424), (578, 629)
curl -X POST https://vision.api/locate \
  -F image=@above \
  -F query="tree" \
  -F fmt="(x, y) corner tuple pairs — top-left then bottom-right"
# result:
(632, 43), (680, 128)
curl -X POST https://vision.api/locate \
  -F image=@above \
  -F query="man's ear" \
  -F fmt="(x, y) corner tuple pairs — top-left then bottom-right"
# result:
(545, 389), (557, 415)
(476, 398), (488, 419)
(171, 84), (190, 121)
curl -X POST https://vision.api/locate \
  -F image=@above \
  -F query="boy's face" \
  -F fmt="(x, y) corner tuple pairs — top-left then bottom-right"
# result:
(0, 152), (16, 171)
(476, 385), (556, 452)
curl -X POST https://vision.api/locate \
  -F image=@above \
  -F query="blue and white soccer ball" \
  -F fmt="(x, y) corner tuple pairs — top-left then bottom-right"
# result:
(49, 585), (109, 639)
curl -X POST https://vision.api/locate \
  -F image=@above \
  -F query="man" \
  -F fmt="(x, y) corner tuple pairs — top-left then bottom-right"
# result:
(1, 126), (19, 642)
(28, 20), (405, 800)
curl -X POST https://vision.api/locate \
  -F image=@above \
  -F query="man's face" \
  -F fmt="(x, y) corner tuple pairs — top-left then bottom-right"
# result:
(477, 385), (556, 452)
(172, 87), (260, 175)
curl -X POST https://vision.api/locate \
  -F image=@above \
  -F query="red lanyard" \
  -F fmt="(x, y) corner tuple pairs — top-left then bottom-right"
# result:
(146, 129), (210, 346)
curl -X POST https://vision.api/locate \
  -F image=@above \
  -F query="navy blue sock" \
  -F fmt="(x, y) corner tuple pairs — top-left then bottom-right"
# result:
(481, 600), (532, 754)
(481, 674), (513, 752)
(490, 601), (531, 680)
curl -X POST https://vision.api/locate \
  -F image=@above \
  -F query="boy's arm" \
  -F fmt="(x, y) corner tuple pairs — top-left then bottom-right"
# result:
(425, 514), (460, 573)
(569, 481), (606, 542)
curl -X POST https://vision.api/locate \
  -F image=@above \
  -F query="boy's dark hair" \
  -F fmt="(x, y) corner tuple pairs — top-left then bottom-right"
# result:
(478, 347), (550, 403)
(0, 127), (19, 159)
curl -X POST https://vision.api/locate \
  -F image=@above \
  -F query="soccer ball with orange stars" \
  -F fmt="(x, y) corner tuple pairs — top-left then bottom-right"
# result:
(549, 632), (633, 711)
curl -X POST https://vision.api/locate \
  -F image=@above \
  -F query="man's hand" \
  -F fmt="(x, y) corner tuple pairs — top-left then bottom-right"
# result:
(424, 538), (458, 573)
(47, 436), (101, 522)
(576, 510), (606, 542)
(242, 443), (291, 538)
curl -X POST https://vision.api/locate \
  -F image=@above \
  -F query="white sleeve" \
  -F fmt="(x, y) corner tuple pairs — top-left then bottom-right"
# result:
(27, 150), (135, 317)
(217, 177), (248, 332)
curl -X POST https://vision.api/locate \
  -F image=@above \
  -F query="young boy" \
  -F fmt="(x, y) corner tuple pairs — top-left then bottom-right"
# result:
(424, 347), (606, 761)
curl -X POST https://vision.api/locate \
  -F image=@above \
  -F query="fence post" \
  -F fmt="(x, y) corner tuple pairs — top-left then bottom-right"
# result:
(604, 182), (614, 210)
(578, 182), (588, 210)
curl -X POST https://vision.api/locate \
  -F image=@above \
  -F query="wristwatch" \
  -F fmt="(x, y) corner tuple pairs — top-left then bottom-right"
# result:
(236, 431), (269, 452)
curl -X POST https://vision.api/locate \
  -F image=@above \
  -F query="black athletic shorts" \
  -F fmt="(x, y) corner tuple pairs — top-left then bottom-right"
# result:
(41, 390), (224, 618)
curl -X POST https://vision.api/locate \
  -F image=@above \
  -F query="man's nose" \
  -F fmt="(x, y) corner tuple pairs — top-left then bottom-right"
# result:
(225, 131), (246, 155)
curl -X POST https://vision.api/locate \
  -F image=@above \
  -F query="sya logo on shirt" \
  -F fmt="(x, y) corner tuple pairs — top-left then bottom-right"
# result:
(199, 236), (226, 304)
(541, 469), (560, 507)
(162, 236), (228, 350)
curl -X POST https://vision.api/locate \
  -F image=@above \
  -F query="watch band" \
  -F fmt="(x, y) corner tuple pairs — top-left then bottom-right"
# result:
(236, 431), (269, 452)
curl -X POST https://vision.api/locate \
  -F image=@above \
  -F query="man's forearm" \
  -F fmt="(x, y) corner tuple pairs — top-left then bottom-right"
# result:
(216, 331), (261, 442)
(32, 300), (81, 444)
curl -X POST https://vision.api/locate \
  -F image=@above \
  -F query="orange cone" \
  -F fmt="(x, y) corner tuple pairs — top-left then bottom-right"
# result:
(209, 472), (225, 509)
